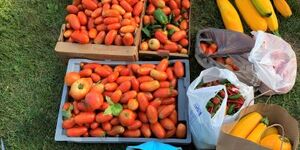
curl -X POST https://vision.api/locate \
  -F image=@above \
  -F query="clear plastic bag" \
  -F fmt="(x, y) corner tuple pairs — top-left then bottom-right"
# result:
(249, 31), (297, 95)
(187, 67), (254, 149)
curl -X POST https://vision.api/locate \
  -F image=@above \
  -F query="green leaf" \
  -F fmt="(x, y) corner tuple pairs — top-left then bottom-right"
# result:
(142, 27), (151, 38)
(168, 29), (175, 36)
(105, 96), (114, 105)
(62, 110), (72, 120)
(104, 106), (112, 115)
(168, 13), (173, 23)
(111, 103), (123, 116)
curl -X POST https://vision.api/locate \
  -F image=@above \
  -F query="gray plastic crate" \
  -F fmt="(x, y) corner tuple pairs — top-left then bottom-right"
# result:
(55, 59), (191, 144)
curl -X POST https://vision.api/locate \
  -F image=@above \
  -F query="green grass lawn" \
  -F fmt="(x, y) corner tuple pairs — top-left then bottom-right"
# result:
(0, 0), (299, 149)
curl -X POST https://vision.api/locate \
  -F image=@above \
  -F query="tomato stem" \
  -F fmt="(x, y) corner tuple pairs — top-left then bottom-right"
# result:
(78, 83), (84, 89)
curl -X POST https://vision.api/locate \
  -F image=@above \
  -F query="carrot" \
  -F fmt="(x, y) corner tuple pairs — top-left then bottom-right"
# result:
(78, 11), (87, 25)
(120, 25), (136, 33)
(66, 14), (81, 30)
(107, 23), (121, 30)
(112, 4), (126, 15)
(66, 5), (79, 14)
(103, 17), (120, 24)
(88, 28), (98, 39)
(120, 0), (133, 12)
(171, 31), (187, 42)
(122, 33), (134, 46)
(133, 1), (143, 16)
(105, 30), (118, 45)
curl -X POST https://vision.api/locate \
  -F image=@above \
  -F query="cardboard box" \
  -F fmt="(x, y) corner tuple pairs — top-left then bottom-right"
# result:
(55, 24), (140, 61)
(139, 5), (191, 60)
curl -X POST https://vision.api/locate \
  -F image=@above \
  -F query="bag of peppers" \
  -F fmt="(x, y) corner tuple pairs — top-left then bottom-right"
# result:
(187, 67), (254, 149)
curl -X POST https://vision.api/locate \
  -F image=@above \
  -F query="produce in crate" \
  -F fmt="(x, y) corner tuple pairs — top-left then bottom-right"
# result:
(63, 0), (145, 45)
(196, 79), (245, 117)
(62, 59), (187, 139)
(140, 0), (190, 54)
(230, 112), (292, 150)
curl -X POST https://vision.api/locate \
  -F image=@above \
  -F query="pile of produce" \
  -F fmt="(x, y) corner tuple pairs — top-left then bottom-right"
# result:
(230, 112), (292, 150)
(197, 79), (245, 117)
(199, 41), (239, 72)
(216, 0), (293, 35)
(62, 59), (187, 139)
(140, 0), (190, 54)
(63, 0), (144, 45)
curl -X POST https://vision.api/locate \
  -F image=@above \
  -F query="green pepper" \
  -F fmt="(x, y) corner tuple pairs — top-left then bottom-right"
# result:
(154, 9), (168, 25)
(228, 94), (242, 99)
(227, 104), (236, 115)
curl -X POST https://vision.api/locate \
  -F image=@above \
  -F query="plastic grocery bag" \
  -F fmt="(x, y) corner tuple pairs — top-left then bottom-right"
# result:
(126, 141), (182, 150)
(249, 31), (297, 95)
(187, 67), (254, 149)
(194, 28), (261, 87)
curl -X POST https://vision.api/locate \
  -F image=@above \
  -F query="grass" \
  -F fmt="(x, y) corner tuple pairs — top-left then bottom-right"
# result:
(0, 0), (299, 149)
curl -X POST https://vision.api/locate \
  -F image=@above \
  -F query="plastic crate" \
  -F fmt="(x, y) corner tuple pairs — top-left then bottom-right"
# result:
(55, 59), (191, 144)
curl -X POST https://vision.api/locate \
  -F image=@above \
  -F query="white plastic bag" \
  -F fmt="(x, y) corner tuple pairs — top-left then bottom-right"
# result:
(187, 67), (254, 149)
(249, 31), (297, 95)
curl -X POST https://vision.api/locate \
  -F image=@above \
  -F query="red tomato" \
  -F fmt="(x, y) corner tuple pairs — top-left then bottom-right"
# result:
(119, 109), (136, 126)
(84, 92), (103, 111)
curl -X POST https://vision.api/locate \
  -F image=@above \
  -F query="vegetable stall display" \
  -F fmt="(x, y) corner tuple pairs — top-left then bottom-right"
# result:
(61, 59), (187, 139)
(63, 0), (145, 45)
(140, 0), (190, 54)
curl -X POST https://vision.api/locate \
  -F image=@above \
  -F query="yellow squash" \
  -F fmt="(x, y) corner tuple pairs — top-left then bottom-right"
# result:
(273, 0), (292, 18)
(260, 134), (292, 150)
(264, 0), (279, 36)
(230, 112), (263, 138)
(251, 0), (272, 17)
(216, 0), (244, 32)
(246, 117), (269, 143)
(235, 0), (267, 31)
(262, 126), (279, 138)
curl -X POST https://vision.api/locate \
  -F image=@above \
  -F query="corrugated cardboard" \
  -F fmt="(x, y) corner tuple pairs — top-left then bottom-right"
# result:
(217, 103), (299, 150)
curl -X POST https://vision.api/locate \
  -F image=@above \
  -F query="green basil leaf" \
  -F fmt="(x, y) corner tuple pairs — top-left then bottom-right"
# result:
(62, 110), (72, 120)
(105, 96), (114, 105)
(142, 27), (151, 38)
(104, 106), (112, 115)
(111, 103), (123, 116)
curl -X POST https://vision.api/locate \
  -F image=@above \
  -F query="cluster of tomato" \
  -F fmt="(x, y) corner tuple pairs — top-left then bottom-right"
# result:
(140, 0), (190, 54)
(197, 80), (245, 117)
(62, 59), (187, 139)
(63, 0), (144, 45)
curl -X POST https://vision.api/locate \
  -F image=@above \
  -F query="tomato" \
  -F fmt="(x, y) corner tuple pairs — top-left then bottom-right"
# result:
(62, 118), (75, 129)
(90, 122), (99, 129)
(131, 78), (139, 91)
(96, 112), (113, 123)
(128, 99), (139, 111)
(114, 65), (126, 72)
(116, 76), (134, 84)
(156, 59), (169, 72)
(176, 123), (186, 138)
(110, 117), (120, 126)
(119, 109), (136, 126)
(127, 120), (142, 130)
(89, 128), (106, 137)
(150, 122), (166, 139)
(159, 104), (175, 119)
(102, 122), (112, 132)
(120, 90), (137, 103)
(166, 67), (175, 81)
(146, 105), (158, 124)
(69, 78), (93, 100)
(90, 83), (104, 94)
(123, 129), (141, 137)
(141, 124), (152, 138)
(117, 80), (131, 92)
(111, 89), (122, 103)
(140, 80), (160, 92)
(79, 68), (93, 77)
(94, 66), (112, 78)
(107, 125), (125, 136)
(104, 82), (118, 91)
(165, 128), (176, 138)
(161, 97), (175, 105)
(150, 69), (168, 81)
(74, 112), (96, 124)
(173, 61), (184, 78)
(153, 88), (178, 98)
(160, 118), (175, 130)
(107, 72), (119, 83)
(84, 92), (103, 111)
(137, 93), (149, 112)
(138, 112), (148, 123)
(120, 68), (131, 76)
(150, 98), (162, 108)
(137, 67), (152, 76)
(64, 72), (80, 86)
(91, 73), (101, 82)
(66, 127), (88, 137)
(137, 76), (154, 83)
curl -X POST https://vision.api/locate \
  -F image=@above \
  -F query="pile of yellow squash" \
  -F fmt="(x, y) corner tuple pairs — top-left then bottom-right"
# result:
(230, 112), (292, 150)
(216, 0), (292, 36)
